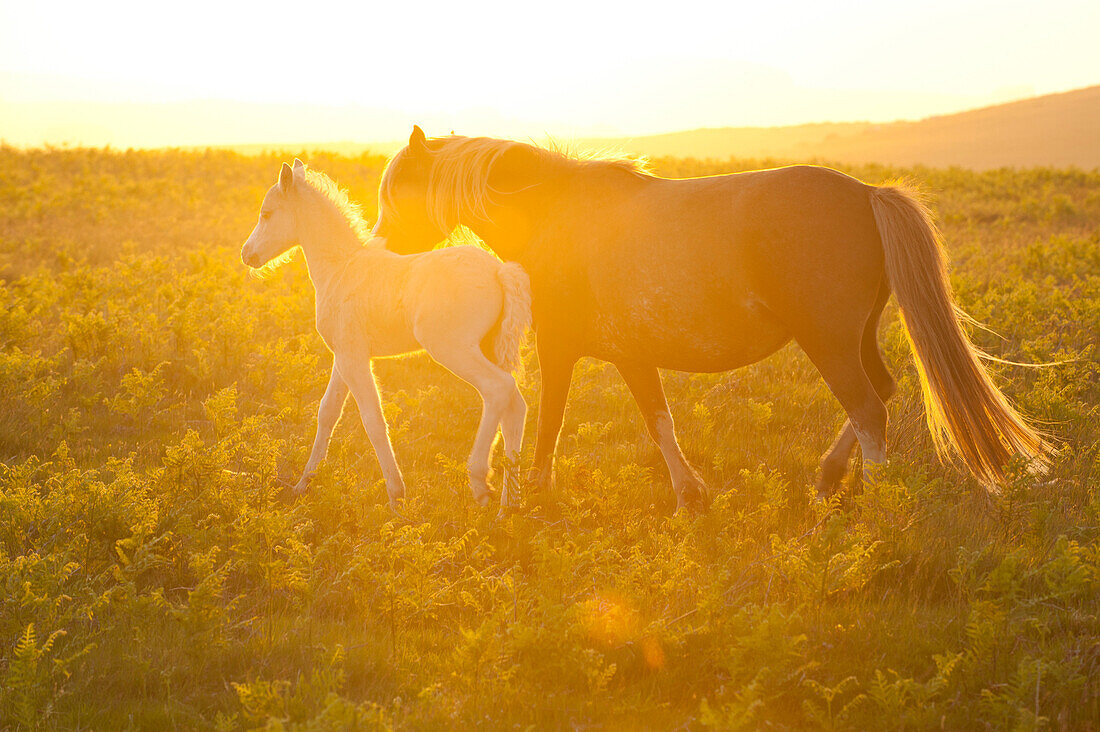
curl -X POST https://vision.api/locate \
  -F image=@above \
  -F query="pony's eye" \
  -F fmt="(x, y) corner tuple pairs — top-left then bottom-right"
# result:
(260, 211), (272, 221)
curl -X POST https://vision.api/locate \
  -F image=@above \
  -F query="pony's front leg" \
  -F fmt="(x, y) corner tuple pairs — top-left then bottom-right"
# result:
(616, 361), (710, 512)
(335, 355), (407, 508)
(528, 336), (578, 494)
(294, 365), (350, 495)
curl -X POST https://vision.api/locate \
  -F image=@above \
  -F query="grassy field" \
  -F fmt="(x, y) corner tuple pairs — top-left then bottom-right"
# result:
(1, 146), (1098, 730)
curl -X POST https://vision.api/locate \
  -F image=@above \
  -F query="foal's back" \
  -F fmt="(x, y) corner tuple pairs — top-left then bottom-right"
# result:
(318, 245), (506, 361)
(405, 246), (506, 354)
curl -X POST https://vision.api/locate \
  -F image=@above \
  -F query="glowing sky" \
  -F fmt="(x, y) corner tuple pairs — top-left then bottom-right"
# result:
(2, 0), (1098, 145)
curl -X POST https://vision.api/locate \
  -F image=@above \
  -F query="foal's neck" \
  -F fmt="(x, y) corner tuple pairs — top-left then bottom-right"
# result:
(297, 193), (366, 293)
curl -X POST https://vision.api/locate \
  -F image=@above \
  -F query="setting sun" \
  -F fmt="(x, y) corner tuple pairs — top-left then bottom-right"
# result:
(3, 0), (1099, 146)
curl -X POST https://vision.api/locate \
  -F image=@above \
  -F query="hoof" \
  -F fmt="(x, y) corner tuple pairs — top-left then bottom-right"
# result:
(471, 480), (496, 508)
(468, 477), (495, 506)
(676, 476), (710, 513)
(861, 461), (887, 487)
(290, 470), (316, 498)
(525, 466), (553, 495)
(495, 501), (514, 521)
(814, 477), (841, 503)
(387, 483), (406, 510)
(469, 466), (494, 508)
(815, 456), (849, 500)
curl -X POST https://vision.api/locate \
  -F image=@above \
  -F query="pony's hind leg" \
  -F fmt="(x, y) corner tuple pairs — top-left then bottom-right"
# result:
(817, 281), (896, 497)
(815, 348), (895, 497)
(800, 332), (889, 492)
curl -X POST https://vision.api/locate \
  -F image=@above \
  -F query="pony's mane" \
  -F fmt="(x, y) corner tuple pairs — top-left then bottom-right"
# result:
(380, 135), (650, 238)
(303, 168), (375, 244)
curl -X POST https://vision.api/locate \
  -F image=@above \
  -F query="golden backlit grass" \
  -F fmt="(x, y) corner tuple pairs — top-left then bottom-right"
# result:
(0, 146), (1098, 729)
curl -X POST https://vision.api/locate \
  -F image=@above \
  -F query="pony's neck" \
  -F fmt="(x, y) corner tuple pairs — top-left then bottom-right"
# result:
(470, 164), (629, 262)
(467, 212), (529, 261)
(296, 191), (365, 292)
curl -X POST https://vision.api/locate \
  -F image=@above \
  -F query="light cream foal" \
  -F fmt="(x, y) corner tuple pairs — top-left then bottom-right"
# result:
(241, 160), (531, 509)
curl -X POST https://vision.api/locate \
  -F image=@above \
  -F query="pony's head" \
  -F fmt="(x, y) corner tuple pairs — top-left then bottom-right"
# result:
(375, 126), (451, 254)
(241, 159), (307, 270)
(377, 126), (532, 254)
(376, 126), (649, 256)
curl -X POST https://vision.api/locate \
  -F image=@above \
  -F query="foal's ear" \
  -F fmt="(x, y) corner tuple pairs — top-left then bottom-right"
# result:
(409, 125), (428, 154)
(279, 162), (294, 192)
(293, 157), (305, 170)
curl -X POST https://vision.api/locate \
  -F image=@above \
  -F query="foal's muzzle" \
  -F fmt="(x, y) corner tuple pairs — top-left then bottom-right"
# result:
(241, 248), (263, 268)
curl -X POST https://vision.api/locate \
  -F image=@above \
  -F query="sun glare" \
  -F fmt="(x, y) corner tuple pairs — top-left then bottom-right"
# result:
(1, 0), (1097, 146)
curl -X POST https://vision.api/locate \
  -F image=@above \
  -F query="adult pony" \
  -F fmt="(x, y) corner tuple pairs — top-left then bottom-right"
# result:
(374, 127), (1046, 509)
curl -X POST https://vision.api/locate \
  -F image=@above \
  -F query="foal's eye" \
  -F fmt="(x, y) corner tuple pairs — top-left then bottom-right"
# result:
(260, 211), (272, 221)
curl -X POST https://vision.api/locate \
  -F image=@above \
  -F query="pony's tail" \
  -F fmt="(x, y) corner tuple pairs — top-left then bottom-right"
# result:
(869, 183), (1048, 486)
(493, 262), (532, 377)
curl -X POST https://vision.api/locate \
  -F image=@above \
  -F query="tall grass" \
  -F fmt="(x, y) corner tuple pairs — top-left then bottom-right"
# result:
(0, 146), (1098, 729)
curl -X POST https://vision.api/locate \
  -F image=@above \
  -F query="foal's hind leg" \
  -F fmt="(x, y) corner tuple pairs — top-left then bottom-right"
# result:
(817, 281), (895, 497)
(498, 388), (527, 512)
(425, 343), (518, 506)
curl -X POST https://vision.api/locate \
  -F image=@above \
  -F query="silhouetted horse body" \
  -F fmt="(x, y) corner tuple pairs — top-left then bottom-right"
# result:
(538, 167), (881, 371)
(375, 128), (1046, 509)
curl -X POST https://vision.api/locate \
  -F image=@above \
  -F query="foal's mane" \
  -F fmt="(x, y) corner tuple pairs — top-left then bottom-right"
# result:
(252, 166), (377, 279)
(302, 168), (376, 245)
(380, 135), (650, 235)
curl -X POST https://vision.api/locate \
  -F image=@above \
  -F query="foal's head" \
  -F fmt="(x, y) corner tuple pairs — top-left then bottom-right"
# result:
(241, 159), (307, 269)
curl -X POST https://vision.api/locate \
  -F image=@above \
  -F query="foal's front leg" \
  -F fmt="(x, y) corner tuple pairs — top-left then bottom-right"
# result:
(294, 365), (350, 495)
(335, 354), (407, 508)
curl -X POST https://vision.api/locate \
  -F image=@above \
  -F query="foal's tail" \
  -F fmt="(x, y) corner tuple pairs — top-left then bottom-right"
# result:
(493, 262), (532, 376)
(869, 183), (1048, 485)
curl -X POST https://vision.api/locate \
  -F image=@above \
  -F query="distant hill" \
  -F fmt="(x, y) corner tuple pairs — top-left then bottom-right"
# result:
(11, 86), (1093, 170)
(589, 86), (1100, 170)
(264, 86), (1100, 170)
(218, 141), (403, 158)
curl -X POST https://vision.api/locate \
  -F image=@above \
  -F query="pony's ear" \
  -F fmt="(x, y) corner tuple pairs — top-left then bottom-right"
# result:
(409, 125), (428, 154)
(292, 158), (306, 182)
(293, 157), (305, 170)
(279, 162), (294, 192)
